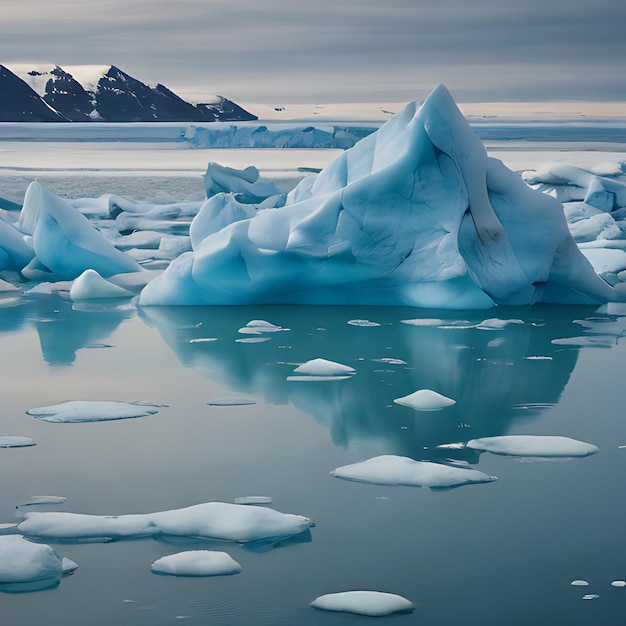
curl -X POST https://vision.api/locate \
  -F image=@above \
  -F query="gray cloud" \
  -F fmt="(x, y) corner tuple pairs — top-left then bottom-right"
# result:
(2, 0), (625, 103)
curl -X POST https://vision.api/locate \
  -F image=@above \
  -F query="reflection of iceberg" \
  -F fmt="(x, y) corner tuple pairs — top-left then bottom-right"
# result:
(140, 304), (595, 458)
(140, 85), (618, 308)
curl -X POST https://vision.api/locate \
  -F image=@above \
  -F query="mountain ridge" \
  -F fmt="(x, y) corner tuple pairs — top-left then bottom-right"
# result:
(0, 64), (257, 123)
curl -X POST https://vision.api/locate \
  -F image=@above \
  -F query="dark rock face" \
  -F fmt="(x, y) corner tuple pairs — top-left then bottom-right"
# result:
(0, 65), (67, 121)
(0, 64), (257, 122)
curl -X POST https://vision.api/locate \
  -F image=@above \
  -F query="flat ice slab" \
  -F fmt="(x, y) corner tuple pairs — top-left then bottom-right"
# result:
(26, 400), (162, 423)
(17, 501), (314, 543)
(310, 591), (414, 616)
(151, 550), (241, 576)
(393, 389), (456, 410)
(466, 435), (599, 458)
(0, 435), (35, 448)
(331, 455), (496, 489)
(0, 535), (76, 593)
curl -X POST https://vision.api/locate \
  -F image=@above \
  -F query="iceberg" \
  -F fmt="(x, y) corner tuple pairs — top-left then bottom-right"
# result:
(331, 455), (496, 489)
(26, 400), (162, 423)
(151, 550), (241, 576)
(203, 162), (281, 203)
(0, 535), (76, 593)
(310, 591), (414, 616)
(138, 85), (621, 308)
(69, 269), (135, 301)
(19, 181), (142, 280)
(466, 435), (599, 458)
(17, 501), (314, 543)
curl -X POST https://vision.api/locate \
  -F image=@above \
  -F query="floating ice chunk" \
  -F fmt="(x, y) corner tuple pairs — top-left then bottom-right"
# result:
(236, 337), (272, 343)
(310, 591), (415, 616)
(18, 502), (313, 543)
(207, 398), (256, 406)
(203, 162), (280, 203)
(400, 318), (446, 326)
(292, 358), (355, 376)
(233, 496), (272, 505)
(466, 435), (599, 458)
(571, 580), (590, 586)
(476, 318), (524, 330)
(611, 581), (626, 587)
(238, 320), (289, 334)
(331, 455), (496, 489)
(0, 535), (76, 593)
(0, 278), (20, 293)
(0, 435), (35, 448)
(286, 374), (353, 381)
(347, 319), (381, 327)
(189, 337), (219, 344)
(26, 400), (161, 423)
(19, 182), (141, 280)
(372, 358), (408, 365)
(148, 502), (313, 543)
(582, 594), (600, 600)
(151, 551), (241, 577)
(69, 269), (135, 301)
(17, 496), (67, 507)
(393, 389), (456, 411)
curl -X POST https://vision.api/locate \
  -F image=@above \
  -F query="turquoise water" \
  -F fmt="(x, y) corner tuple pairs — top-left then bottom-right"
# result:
(1, 297), (625, 625)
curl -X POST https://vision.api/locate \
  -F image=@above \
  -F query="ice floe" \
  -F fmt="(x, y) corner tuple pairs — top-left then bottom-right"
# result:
(151, 550), (241, 577)
(287, 358), (356, 381)
(26, 400), (162, 423)
(69, 269), (136, 300)
(571, 580), (590, 586)
(393, 389), (456, 410)
(17, 496), (68, 507)
(0, 435), (35, 448)
(0, 535), (77, 593)
(331, 455), (496, 489)
(310, 591), (415, 616)
(466, 435), (599, 458)
(17, 501), (313, 543)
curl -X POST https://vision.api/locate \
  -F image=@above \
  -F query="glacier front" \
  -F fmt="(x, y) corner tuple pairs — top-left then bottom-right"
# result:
(138, 85), (621, 309)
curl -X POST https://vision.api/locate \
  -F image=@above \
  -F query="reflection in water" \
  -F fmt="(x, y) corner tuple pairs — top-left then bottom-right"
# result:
(0, 293), (134, 365)
(139, 304), (606, 460)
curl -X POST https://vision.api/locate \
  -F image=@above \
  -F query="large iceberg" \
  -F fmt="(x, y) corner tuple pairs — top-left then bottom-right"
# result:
(139, 85), (621, 308)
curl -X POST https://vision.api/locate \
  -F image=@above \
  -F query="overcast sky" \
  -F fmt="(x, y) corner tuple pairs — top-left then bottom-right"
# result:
(2, 0), (625, 105)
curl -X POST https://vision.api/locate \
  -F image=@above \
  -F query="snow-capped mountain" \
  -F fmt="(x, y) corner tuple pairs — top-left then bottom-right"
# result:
(0, 64), (257, 122)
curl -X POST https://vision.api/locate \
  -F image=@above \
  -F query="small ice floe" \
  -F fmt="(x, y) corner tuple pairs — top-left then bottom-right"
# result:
(331, 455), (496, 489)
(17, 502), (313, 544)
(237, 320), (289, 335)
(582, 594), (600, 600)
(0, 535), (77, 593)
(17, 496), (67, 508)
(466, 435), (599, 458)
(393, 389), (456, 411)
(371, 358), (408, 365)
(207, 398), (256, 406)
(347, 319), (381, 327)
(523, 356), (553, 361)
(189, 337), (219, 344)
(287, 358), (356, 381)
(571, 580), (590, 586)
(0, 278), (19, 293)
(0, 435), (35, 448)
(26, 400), (162, 423)
(235, 337), (272, 343)
(611, 581), (626, 587)
(400, 318), (445, 326)
(234, 496), (272, 505)
(151, 551), (241, 577)
(310, 591), (414, 616)
(476, 318), (524, 330)
(69, 269), (134, 301)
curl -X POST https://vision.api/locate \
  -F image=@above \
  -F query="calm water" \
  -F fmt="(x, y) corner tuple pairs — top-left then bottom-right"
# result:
(1, 296), (626, 625)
